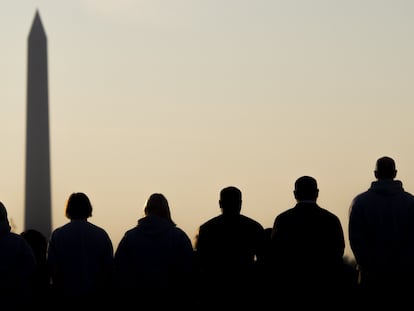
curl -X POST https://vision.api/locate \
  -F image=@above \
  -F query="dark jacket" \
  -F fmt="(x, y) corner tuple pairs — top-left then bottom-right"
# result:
(349, 180), (414, 285)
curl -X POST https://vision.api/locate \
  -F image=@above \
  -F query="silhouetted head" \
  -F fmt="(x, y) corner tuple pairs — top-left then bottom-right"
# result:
(144, 193), (174, 223)
(0, 202), (7, 221)
(21, 229), (47, 263)
(65, 192), (93, 220)
(294, 176), (319, 202)
(374, 156), (397, 180)
(219, 186), (242, 216)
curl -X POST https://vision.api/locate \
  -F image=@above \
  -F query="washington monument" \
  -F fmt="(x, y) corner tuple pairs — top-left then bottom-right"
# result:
(24, 10), (52, 239)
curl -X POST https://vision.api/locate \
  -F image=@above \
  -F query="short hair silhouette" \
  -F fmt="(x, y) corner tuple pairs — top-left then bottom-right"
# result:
(219, 186), (242, 215)
(65, 192), (93, 220)
(293, 176), (319, 201)
(374, 156), (397, 180)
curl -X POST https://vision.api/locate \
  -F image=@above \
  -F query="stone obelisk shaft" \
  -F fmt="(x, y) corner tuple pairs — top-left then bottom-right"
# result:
(24, 11), (52, 239)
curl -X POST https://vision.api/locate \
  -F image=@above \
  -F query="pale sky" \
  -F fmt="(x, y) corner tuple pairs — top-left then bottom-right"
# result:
(2, 0), (414, 260)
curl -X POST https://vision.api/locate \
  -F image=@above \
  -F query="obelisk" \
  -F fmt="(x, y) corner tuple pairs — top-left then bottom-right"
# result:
(24, 10), (52, 239)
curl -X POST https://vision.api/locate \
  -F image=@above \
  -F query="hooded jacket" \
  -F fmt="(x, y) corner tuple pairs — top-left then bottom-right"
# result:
(349, 179), (414, 280)
(113, 215), (194, 293)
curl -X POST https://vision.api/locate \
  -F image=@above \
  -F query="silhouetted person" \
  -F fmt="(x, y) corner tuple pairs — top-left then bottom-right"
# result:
(194, 186), (266, 309)
(349, 156), (414, 307)
(0, 201), (36, 309)
(112, 193), (195, 310)
(47, 192), (114, 308)
(21, 228), (50, 308)
(270, 176), (352, 308)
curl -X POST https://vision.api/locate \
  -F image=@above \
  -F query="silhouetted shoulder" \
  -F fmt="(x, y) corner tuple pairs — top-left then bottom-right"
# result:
(172, 226), (191, 237)
(88, 221), (111, 234)
(7, 231), (32, 244)
(278, 203), (339, 219)
(199, 215), (224, 228)
(239, 214), (265, 229)
(319, 206), (342, 220)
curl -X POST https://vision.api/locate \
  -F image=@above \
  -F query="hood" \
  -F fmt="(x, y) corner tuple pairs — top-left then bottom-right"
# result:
(136, 214), (175, 237)
(370, 180), (404, 196)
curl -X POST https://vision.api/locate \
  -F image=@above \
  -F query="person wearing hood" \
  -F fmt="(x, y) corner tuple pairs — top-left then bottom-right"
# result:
(0, 201), (36, 308)
(112, 193), (195, 309)
(349, 156), (414, 307)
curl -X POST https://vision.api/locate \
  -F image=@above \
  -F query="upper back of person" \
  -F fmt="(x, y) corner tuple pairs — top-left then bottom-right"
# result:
(0, 201), (36, 275)
(0, 202), (36, 307)
(48, 192), (113, 259)
(113, 193), (194, 290)
(349, 157), (414, 270)
(47, 192), (113, 296)
(271, 176), (345, 267)
(351, 157), (414, 216)
(195, 186), (265, 275)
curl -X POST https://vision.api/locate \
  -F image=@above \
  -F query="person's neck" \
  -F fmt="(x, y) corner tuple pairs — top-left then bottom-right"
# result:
(297, 199), (317, 203)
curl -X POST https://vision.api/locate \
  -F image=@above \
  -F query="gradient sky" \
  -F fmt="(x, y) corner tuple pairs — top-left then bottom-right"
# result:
(2, 0), (414, 260)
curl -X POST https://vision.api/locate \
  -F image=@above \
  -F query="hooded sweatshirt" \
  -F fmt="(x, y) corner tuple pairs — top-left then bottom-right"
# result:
(349, 179), (414, 278)
(113, 215), (194, 292)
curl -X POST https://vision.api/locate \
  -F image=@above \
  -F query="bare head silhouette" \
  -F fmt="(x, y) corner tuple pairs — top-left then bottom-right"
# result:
(219, 186), (242, 216)
(374, 156), (397, 180)
(293, 176), (319, 201)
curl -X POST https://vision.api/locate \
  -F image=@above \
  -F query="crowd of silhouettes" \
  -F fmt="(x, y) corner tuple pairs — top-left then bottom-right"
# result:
(1, 155), (414, 309)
